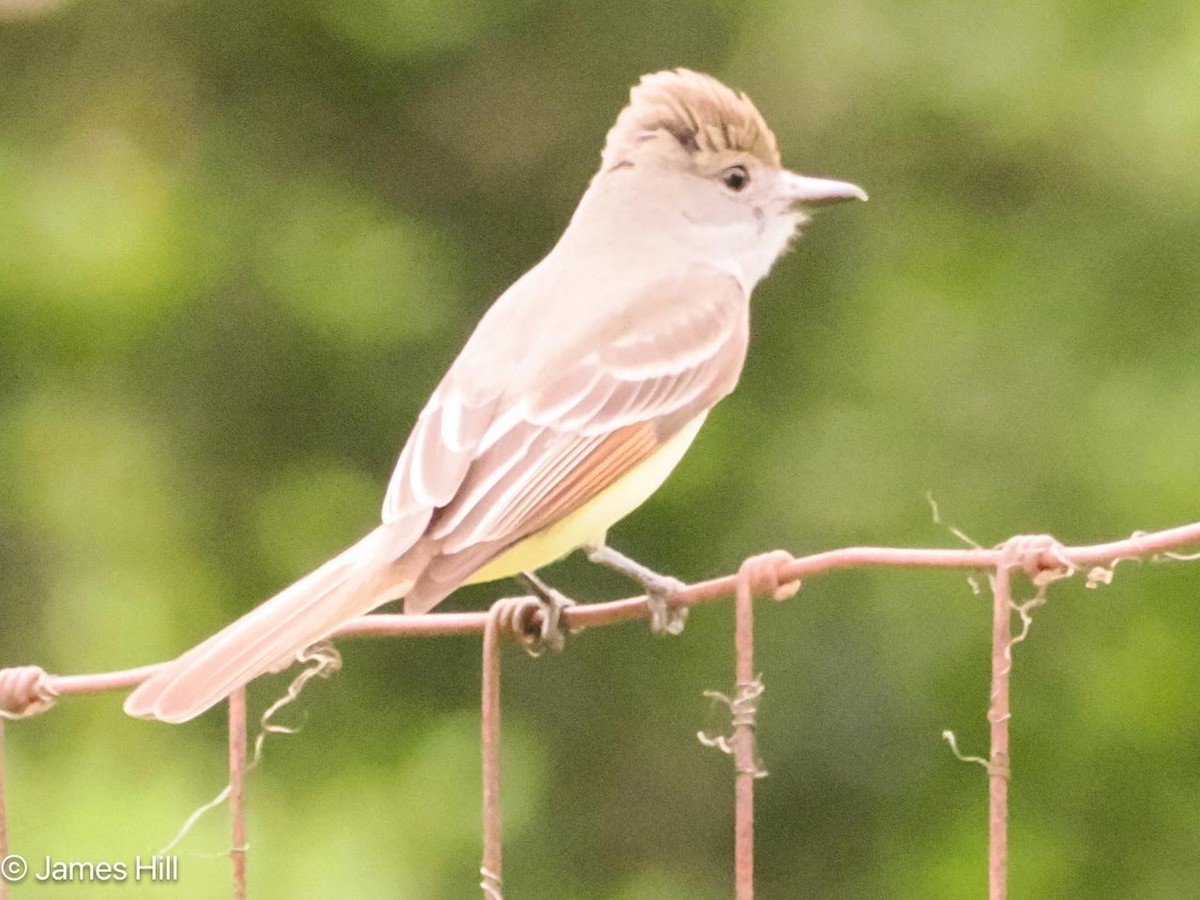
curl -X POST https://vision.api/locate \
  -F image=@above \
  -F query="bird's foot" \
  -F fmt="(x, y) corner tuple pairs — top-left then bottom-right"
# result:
(518, 571), (576, 654)
(642, 571), (689, 637)
(584, 542), (688, 637)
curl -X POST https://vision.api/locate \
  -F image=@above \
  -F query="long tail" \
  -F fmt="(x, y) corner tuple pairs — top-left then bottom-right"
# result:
(124, 522), (424, 724)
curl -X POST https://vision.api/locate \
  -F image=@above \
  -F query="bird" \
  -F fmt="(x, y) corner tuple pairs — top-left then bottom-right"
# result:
(124, 68), (866, 723)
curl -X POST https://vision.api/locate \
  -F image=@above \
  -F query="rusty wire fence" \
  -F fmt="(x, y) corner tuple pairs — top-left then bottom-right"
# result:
(3, 521), (1200, 899)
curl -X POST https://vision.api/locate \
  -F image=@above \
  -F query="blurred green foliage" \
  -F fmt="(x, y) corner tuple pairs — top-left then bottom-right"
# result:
(2, 0), (1199, 897)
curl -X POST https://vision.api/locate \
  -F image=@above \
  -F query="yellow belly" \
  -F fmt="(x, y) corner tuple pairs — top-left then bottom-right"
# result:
(465, 413), (707, 584)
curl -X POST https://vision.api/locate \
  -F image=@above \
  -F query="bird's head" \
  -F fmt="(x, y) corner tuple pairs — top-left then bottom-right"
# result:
(595, 69), (866, 287)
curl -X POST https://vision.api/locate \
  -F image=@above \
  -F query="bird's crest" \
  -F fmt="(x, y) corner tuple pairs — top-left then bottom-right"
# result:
(601, 69), (780, 171)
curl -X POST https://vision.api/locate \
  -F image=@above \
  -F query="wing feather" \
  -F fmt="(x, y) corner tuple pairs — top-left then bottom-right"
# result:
(382, 393), (501, 519)
(382, 268), (748, 606)
(429, 271), (748, 552)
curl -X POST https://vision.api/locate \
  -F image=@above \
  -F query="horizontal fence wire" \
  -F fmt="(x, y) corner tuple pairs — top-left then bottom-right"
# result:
(2, 521), (1200, 898)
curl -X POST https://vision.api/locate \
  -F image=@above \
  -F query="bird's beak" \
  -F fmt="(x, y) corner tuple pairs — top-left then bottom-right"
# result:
(778, 171), (868, 206)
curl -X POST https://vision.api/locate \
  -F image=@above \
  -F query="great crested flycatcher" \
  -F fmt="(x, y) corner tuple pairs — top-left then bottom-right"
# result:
(125, 68), (866, 723)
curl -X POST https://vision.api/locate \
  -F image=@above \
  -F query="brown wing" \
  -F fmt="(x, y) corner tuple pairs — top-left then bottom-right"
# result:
(388, 269), (749, 611)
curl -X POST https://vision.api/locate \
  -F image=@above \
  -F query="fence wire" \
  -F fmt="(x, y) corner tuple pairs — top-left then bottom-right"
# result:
(3, 521), (1200, 899)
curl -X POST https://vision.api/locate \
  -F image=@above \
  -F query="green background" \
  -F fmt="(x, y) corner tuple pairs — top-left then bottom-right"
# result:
(2, 0), (1199, 897)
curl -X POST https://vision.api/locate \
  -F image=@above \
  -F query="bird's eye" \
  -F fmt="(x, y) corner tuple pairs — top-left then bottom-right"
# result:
(721, 165), (750, 192)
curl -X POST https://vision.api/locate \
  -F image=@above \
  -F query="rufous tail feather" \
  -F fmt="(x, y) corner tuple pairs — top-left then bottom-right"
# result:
(124, 524), (419, 723)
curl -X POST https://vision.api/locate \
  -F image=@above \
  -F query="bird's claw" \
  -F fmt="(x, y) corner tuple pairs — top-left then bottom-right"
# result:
(643, 574), (688, 636)
(536, 588), (575, 653)
(518, 571), (575, 655)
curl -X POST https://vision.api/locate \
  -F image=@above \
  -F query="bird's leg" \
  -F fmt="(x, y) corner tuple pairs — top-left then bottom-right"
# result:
(583, 539), (688, 636)
(518, 571), (575, 653)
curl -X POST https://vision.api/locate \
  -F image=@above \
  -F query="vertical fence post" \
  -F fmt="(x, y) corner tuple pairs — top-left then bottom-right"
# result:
(0, 719), (9, 900)
(229, 688), (248, 900)
(480, 603), (507, 900)
(988, 564), (1012, 900)
(479, 597), (542, 900)
(733, 573), (757, 900)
